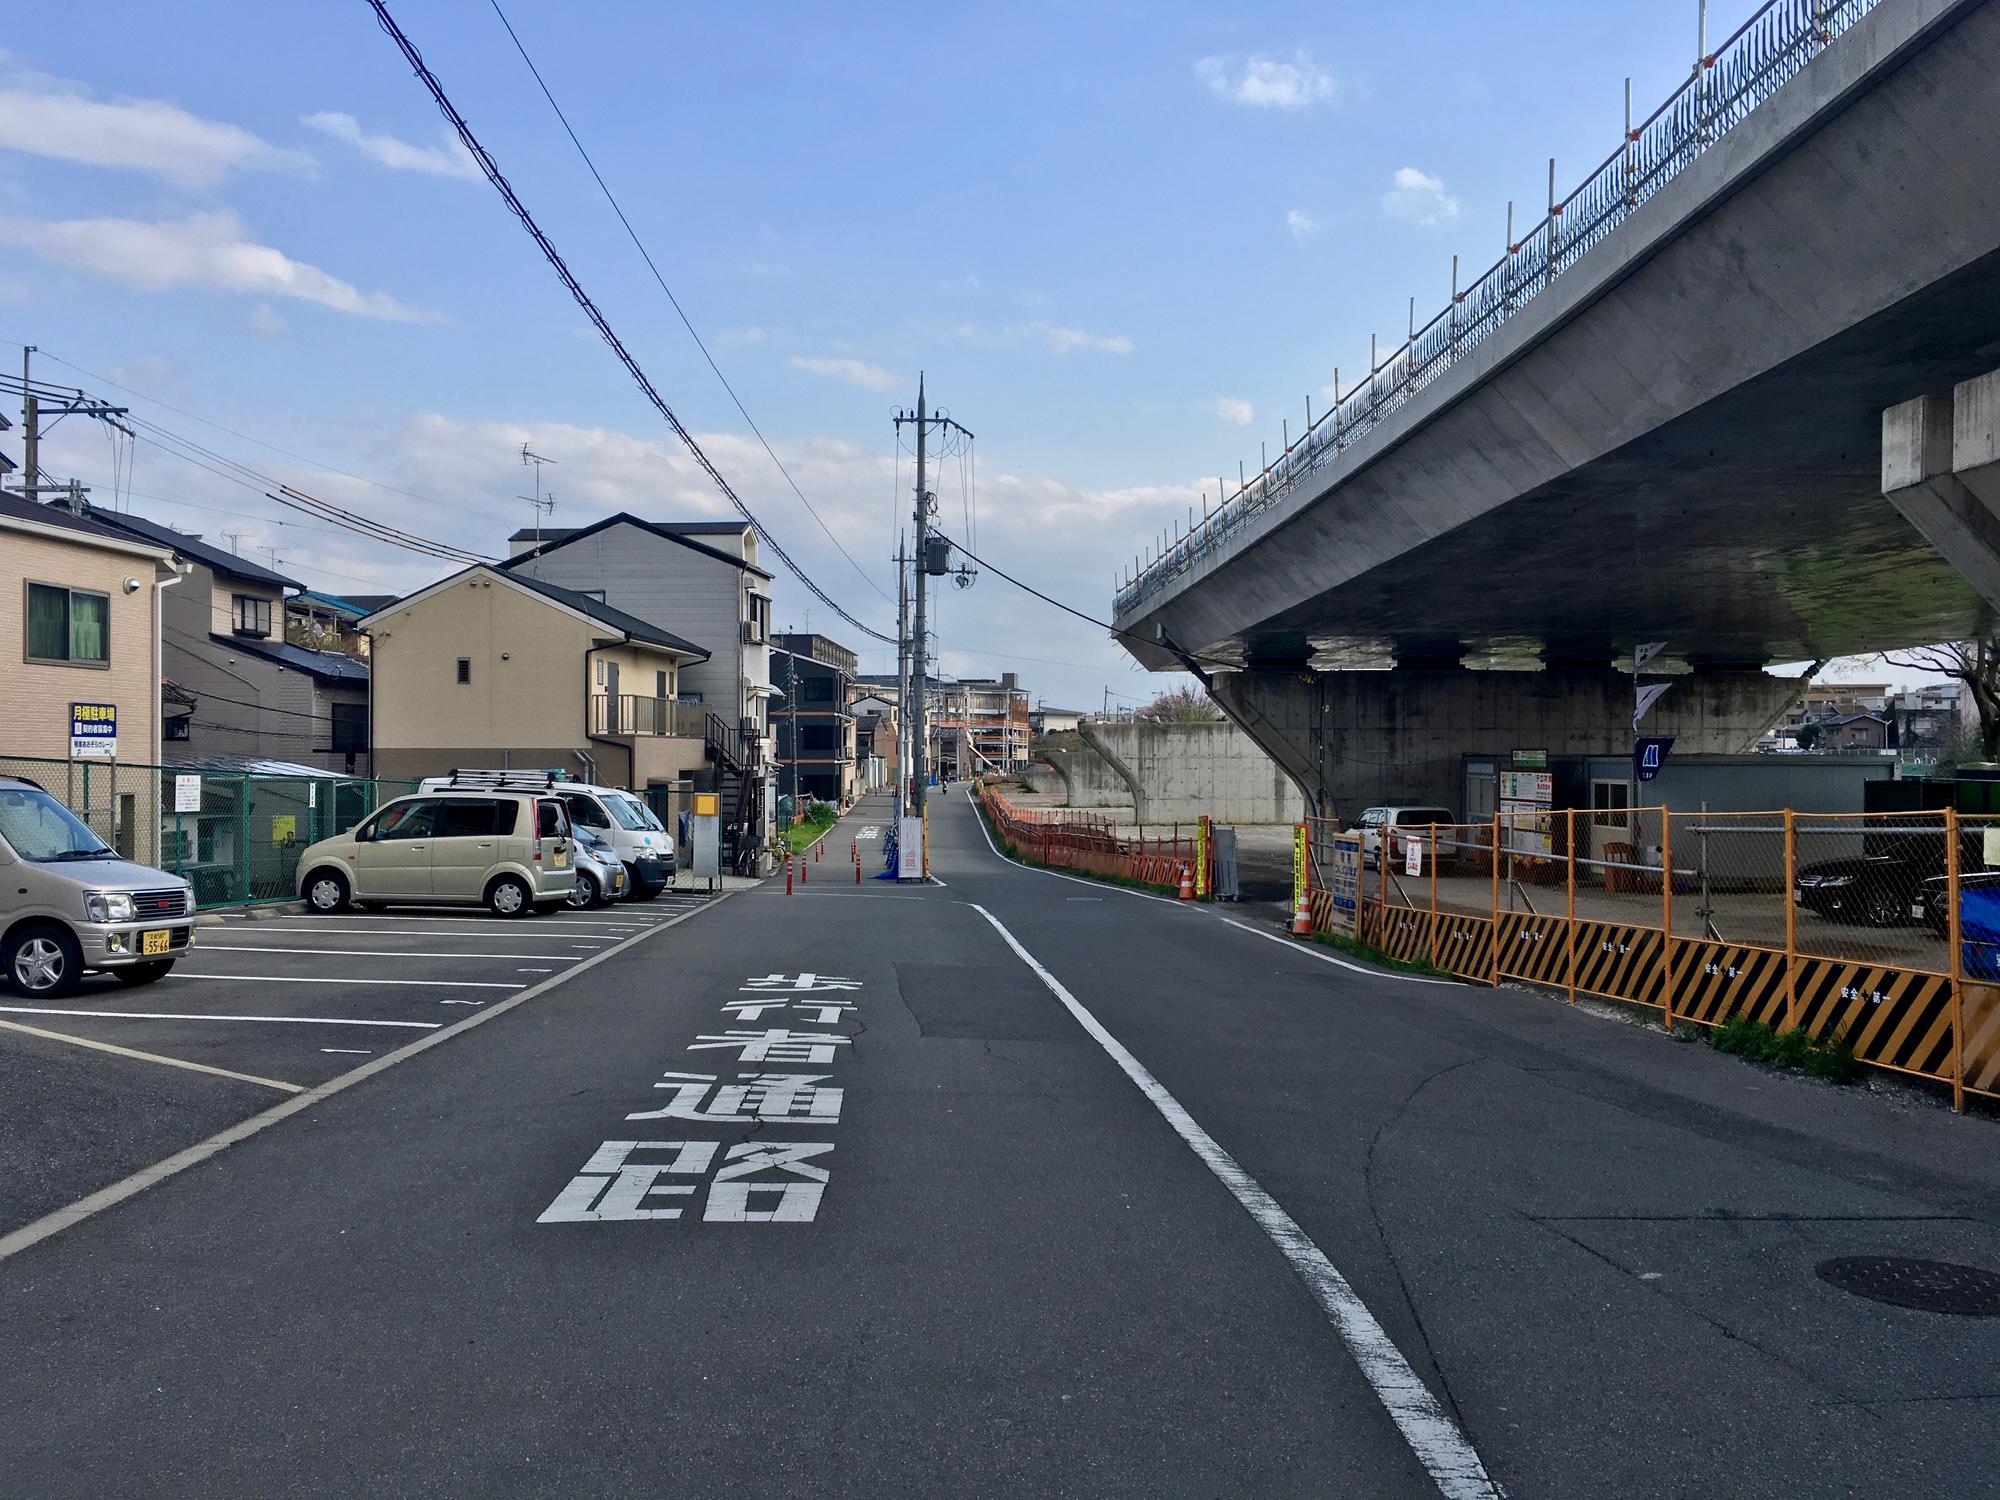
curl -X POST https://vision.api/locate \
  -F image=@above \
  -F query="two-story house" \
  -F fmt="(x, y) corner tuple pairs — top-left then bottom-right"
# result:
(363, 563), (709, 787)
(771, 632), (858, 807)
(84, 506), (373, 776)
(505, 514), (776, 849)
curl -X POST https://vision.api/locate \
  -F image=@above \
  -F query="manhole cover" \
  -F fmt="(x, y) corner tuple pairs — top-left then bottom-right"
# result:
(1815, 1256), (2000, 1316)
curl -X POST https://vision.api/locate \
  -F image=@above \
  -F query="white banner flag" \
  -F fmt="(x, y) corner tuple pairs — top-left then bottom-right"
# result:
(1634, 681), (1672, 728)
(1633, 641), (1668, 674)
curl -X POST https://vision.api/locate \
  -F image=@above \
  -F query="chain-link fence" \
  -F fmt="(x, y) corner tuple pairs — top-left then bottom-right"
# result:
(0, 754), (417, 909)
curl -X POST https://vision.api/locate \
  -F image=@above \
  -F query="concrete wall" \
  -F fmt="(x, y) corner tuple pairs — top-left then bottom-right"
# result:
(1213, 666), (1802, 823)
(1031, 735), (1135, 811)
(1079, 719), (1306, 825)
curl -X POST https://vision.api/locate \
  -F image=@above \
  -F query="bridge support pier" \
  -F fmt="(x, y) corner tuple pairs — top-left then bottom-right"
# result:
(1883, 369), (2000, 614)
(1210, 666), (1803, 823)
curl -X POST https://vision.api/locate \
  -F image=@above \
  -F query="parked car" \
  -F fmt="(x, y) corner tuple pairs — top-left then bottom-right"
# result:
(568, 823), (629, 909)
(0, 774), (195, 997)
(296, 789), (574, 917)
(1793, 835), (1937, 927)
(420, 772), (674, 899)
(1352, 806), (1456, 870)
(1917, 868), (2000, 937)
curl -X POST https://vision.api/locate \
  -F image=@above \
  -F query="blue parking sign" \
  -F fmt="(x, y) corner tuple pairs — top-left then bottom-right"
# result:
(1634, 735), (1673, 782)
(69, 702), (118, 759)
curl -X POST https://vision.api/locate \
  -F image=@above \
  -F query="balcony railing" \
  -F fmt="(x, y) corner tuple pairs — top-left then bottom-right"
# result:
(1112, 0), (1883, 618)
(590, 694), (707, 738)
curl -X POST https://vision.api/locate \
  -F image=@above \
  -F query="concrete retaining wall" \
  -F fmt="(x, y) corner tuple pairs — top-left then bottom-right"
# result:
(1071, 720), (1305, 825)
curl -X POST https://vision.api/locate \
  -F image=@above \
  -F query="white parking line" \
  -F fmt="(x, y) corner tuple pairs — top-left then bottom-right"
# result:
(246, 926), (615, 940)
(969, 903), (1499, 1500)
(197, 944), (583, 961)
(0, 1006), (441, 1029)
(0, 1017), (305, 1093)
(167, 973), (521, 990)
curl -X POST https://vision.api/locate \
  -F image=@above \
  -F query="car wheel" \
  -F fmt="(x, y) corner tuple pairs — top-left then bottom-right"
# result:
(113, 960), (174, 987)
(1864, 889), (1904, 928)
(304, 869), (351, 914)
(486, 874), (532, 918)
(567, 871), (599, 910)
(6, 923), (83, 998)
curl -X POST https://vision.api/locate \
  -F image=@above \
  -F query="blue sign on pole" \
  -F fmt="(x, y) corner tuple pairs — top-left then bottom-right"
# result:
(1634, 735), (1674, 782)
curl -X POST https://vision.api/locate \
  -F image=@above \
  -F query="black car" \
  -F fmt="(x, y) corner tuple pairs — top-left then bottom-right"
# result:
(1792, 836), (1937, 928)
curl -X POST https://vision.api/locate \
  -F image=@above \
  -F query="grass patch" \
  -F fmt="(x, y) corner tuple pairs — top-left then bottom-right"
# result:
(1707, 1014), (1863, 1084)
(1308, 928), (1448, 978)
(775, 801), (839, 856)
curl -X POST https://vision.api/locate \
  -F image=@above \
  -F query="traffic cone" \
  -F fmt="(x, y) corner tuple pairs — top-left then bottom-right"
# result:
(1291, 892), (1312, 936)
(786, 853), (793, 895)
(1178, 864), (1195, 901)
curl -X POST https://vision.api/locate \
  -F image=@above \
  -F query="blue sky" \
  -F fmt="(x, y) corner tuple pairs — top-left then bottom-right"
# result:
(4, 0), (1886, 711)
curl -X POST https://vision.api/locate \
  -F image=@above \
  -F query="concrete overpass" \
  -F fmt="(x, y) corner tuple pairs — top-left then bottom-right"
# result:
(1111, 0), (2000, 817)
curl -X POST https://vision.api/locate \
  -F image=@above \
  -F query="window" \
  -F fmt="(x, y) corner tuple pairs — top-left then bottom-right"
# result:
(232, 594), (272, 637)
(559, 792), (611, 829)
(801, 723), (838, 754)
(435, 799), (504, 838)
(25, 582), (109, 665)
(801, 675), (835, 704)
(164, 716), (191, 742)
(373, 799), (438, 840)
(1590, 779), (1631, 828)
(595, 659), (607, 686)
(329, 701), (368, 753)
(537, 799), (570, 839)
(655, 670), (668, 699)
(456, 658), (471, 685)
(744, 591), (769, 644)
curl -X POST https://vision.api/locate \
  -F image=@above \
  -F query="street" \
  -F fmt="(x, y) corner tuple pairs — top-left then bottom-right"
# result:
(5, 787), (2000, 1498)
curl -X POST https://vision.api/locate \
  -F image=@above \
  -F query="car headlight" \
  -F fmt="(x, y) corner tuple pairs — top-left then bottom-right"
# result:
(85, 891), (136, 923)
(1817, 875), (1853, 888)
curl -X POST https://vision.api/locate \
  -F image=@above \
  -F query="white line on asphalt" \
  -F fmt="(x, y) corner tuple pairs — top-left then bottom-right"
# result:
(196, 944), (582, 962)
(1216, 917), (1462, 987)
(0, 1006), (441, 1029)
(321, 1048), (372, 1055)
(518, 967), (553, 973)
(0, 1017), (305, 1093)
(966, 793), (1187, 906)
(969, 903), (1499, 1500)
(0, 891), (734, 1264)
(247, 926), (613, 941)
(168, 973), (521, 990)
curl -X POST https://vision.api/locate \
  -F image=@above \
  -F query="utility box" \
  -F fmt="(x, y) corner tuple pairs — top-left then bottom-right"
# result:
(924, 536), (952, 575)
(1212, 826), (1239, 901)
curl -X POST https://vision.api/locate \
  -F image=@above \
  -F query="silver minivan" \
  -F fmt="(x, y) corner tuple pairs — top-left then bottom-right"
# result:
(295, 790), (574, 917)
(0, 775), (196, 997)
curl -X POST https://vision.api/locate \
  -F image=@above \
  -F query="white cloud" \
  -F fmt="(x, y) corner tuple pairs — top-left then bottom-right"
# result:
(301, 110), (478, 180)
(1195, 51), (1336, 110)
(790, 355), (897, 391)
(716, 326), (768, 347)
(1216, 396), (1255, 426)
(0, 210), (443, 323)
(740, 260), (795, 278)
(1381, 166), (1460, 228)
(1038, 324), (1133, 355)
(247, 303), (288, 337)
(1285, 208), (1320, 243)
(0, 75), (311, 188)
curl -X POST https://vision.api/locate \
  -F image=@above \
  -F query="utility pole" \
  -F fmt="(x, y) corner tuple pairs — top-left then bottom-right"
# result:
(787, 642), (799, 813)
(894, 534), (910, 817)
(893, 374), (973, 819)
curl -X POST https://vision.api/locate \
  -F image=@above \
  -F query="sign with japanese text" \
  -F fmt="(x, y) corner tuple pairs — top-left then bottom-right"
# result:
(69, 702), (117, 759)
(1404, 836), (1424, 878)
(1328, 833), (1360, 935)
(898, 816), (924, 879)
(173, 774), (202, 814)
(1291, 823), (1308, 916)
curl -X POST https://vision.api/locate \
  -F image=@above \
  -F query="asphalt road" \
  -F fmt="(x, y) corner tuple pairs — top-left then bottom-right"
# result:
(4, 788), (2000, 1496)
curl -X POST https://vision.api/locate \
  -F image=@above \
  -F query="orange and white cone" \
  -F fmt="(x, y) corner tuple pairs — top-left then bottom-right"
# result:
(1291, 893), (1312, 936)
(1178, 864), (1195, 901)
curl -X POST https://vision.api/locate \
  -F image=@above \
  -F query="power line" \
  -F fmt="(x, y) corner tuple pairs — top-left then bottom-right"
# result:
(368, 0), (895, 646)
(486, 0), (895, 609)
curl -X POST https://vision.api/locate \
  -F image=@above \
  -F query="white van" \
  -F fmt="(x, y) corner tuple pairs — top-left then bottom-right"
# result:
(419, 772), (674, 900)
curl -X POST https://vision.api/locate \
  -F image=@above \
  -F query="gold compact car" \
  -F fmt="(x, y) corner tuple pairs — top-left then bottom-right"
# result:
(295, 791), (575, 917)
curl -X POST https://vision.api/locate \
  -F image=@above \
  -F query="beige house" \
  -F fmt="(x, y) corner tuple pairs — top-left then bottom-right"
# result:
(1, 494), (177, 768)
(364, 564), (710, 788)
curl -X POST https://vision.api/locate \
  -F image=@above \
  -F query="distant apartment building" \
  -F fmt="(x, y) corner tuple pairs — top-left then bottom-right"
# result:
(772, 632), (858, 806)
(934, 671), (1031, 774)
(84, 505), (373, 776)
(1890, 681), (1972, 759)
(1031, 704), (1084, 736)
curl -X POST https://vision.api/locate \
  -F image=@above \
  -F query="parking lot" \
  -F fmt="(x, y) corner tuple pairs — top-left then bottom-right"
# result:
(0, 887), (723, 1236)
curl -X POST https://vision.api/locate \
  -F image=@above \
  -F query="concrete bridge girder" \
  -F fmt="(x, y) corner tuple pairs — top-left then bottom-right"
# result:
(1210, 667), (1805, 823)
(1885, 367), (2000, 616)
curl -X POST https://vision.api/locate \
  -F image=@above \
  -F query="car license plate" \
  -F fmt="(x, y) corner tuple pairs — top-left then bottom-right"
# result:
(553, 848), (568, 868)
(1792, 890), (1804, 905)
(1912, 902), (1928, 919)
(140, 928), (171, 956)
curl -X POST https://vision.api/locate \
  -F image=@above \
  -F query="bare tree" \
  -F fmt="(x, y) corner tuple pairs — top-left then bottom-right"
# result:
(1135, 686), (1224, 723)
(1882, 638), (2000, 762)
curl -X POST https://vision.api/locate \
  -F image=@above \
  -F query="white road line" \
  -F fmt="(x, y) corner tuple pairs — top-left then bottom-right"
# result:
(966, 791), (1187, 906)
(0, 1006), (441, 1029)
(320, 1048), (372, 1055)
(0, 1018), (305, 1093)
(0, 889), (735, 1264)
(197, 945), (581, 961)
(247, 926), (610, 940)
(969, 903), (1499, 1500)
(1216, 917), (1463, 987)
(168, 972), (521, 990)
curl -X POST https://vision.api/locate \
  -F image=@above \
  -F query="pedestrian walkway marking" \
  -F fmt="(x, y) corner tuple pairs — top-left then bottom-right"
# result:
(0, 1017), (305, 1093)
(968, 904), (1500, 1500)
(198, 944), (583, 961)
(166, 973), (521, 990)
(0, 1006), (441, 1029)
